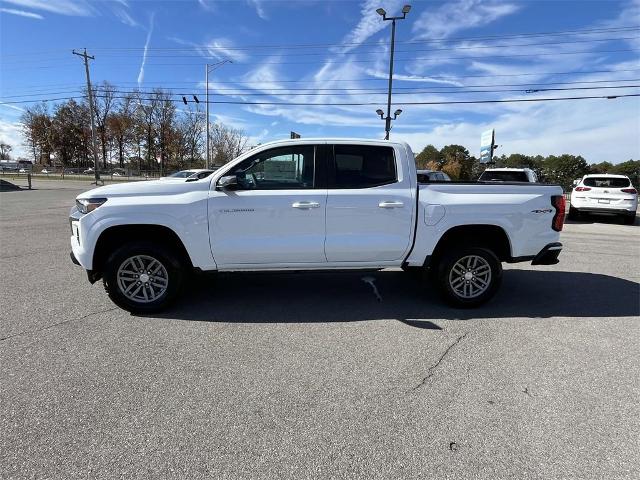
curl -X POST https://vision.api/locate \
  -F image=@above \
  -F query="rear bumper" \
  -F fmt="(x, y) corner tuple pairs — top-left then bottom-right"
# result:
(572, 206), (636, 215)
(571, 197), (637, 213)
(531, 242), (563, 265)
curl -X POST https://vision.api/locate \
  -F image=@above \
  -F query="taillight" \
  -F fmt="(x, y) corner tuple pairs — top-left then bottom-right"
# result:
(574, 186), (591, 192)
(621, 188), (637, 194)
(551, 195), (565, 232)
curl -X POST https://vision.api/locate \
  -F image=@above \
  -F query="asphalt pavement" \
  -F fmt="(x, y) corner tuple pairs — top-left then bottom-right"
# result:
(1, 180), (639, 479)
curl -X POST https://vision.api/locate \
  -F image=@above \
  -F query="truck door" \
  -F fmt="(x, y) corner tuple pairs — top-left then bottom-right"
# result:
(324, 143), (415, 263)
(208, 144), (327, 266)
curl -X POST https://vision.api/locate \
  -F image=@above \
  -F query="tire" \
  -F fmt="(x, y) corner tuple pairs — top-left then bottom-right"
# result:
(436, 247), (502, 308)
(103, 241), (184, 313)
(568, 206), (579, 220)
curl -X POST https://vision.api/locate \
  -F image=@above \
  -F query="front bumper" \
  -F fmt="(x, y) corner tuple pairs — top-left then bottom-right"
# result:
(531, 242), (563, 265)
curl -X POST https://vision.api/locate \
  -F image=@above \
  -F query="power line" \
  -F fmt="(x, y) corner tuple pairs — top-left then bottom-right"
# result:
(3, 93), (639, 106)
(56, 25), (640, 52)
(5, 67), (637, 90)
(4, 48), (636, 70)
(7, 35), (631, 62)
(4, 78), (640, 98)
(4, 83), (638, 101)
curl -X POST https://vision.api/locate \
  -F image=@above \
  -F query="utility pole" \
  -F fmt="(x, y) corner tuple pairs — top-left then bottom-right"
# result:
(375, 5), (411, 140)
(72, 48), (101, 184)
(205, 60), (232, 169)
(205, 64), (210, 169)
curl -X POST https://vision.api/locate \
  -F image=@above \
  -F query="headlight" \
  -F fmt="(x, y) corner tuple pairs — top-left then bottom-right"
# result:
(76, 198), (107, 214)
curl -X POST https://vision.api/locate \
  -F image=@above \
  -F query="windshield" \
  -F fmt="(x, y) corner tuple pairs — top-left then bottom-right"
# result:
(169, 170), (194, 178)
(168, 170), (194, 178)
(479, 171), (529, 182)
(583, 177), (630, 188)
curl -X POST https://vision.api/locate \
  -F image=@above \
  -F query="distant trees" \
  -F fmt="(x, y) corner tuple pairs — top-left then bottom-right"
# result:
(18, 88), (249, 173)
(415, 144), (440, 169)
(209, 122), (248, 166)
(414, 145), (638, 190)
(0, 142), (12, 160)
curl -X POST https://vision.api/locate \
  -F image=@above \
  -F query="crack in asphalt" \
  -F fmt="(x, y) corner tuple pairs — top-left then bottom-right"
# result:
(0, 307), (118, 342)
(411, 332), (469, 391)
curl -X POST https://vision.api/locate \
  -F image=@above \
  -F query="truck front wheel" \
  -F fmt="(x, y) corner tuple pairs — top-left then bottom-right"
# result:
(436, 247), (502, 308)
(103, 241), (184, 313)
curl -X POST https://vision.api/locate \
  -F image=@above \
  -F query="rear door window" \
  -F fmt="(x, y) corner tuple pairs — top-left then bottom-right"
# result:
(583, 177), (630, 188)
(329, 145), (397, 189)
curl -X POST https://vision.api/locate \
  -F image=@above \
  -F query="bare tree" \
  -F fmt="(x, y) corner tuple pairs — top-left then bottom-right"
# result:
(90, 81), (116, 169)
(151, 89), (176, 175)
(209, 122), (248, 166)
(0, 142), (12, 160)
(20, 102), (52, 164)
(178, 104), (205, 168)
(50, 99), (91, 167)
(135, 92), (157, 173)
(107, 93), (135, 168)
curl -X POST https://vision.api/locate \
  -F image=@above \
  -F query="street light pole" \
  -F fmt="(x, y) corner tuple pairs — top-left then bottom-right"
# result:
(205, 65), (209, 169)
(385, 18), (396, 140)
(205, 60), (232, 169)
(376, 5), (411, 140)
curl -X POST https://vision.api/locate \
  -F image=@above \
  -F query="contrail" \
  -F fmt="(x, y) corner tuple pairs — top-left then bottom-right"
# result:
(137, 12), (155, 87)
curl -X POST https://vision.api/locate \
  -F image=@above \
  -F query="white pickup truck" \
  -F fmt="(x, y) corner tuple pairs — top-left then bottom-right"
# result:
(70, 138), (565, 313)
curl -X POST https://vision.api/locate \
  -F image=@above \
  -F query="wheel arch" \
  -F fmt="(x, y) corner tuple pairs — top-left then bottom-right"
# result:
(92, 224), (193, 277)
(429, 224), (512, 266)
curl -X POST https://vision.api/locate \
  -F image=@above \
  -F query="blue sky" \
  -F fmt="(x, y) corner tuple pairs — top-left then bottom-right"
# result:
(1, 0), (639, 163)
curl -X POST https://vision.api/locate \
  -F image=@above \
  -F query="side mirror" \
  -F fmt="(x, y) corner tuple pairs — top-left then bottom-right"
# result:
(217, 175), (238, 189)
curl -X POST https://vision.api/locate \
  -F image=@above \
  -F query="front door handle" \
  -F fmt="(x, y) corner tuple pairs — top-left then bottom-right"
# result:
(379, 201), (404, 208)
(292, 201), (320, 209)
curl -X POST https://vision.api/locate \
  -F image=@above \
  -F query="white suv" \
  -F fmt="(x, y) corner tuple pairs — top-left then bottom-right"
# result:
(569, 174), (637, 224)
(479, 168), (538, 183)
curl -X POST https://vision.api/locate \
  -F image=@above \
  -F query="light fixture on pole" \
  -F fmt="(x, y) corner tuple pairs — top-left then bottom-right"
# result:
(205, 60), (232, 169)
(375, 4), (411, 140)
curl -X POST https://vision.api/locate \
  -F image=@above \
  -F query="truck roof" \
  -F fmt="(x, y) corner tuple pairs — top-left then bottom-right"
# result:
(254, 137), (411, 148)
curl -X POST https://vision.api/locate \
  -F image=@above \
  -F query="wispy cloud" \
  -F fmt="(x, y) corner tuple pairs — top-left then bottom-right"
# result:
(113, 6), (138, 27)
(202, 38), (248, 62)
(198, 0), (215, 11)
(334, 0), (404, 53)
(170, 36), (248, 62)
(0, 118), (26, 158)
(2, 0), (95, 16)
(247, 0), (268, 20)
(0, 7), (43, 19)
(0, 103), (26, 113)
(137, 12), (155, 87)
(412, 0), (520, 40)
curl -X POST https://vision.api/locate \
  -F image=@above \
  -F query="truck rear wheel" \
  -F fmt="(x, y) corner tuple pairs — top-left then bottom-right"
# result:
(436, 247), (502, 308)
(103, 241), (184, 313)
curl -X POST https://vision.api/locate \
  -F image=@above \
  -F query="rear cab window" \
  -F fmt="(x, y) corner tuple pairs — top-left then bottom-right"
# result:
(329, 144), (397, 189)
(583, 177), (631, 188)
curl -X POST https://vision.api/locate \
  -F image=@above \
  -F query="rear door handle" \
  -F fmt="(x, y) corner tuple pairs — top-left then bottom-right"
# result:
(378, 201), (404, 208)
(292, 201), (321, 209)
